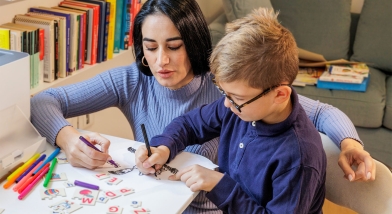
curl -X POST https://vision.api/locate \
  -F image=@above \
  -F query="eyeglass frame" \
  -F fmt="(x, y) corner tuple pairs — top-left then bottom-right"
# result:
(212, 78), (291, 113)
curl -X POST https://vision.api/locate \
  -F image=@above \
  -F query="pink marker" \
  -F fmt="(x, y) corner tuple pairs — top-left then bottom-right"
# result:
(18, 166), (49, 200)
(13, 161), (43, 192)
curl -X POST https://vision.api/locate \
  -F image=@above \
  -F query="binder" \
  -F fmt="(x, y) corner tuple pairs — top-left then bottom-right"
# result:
(14, 15), (56, 83)
(26, 12), (67, 78)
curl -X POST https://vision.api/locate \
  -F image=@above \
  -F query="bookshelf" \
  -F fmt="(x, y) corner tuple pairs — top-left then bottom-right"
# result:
(0, 0), (135, 140)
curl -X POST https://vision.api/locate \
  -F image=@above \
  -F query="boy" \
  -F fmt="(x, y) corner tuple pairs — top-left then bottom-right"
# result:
(136, 8), (326, 213)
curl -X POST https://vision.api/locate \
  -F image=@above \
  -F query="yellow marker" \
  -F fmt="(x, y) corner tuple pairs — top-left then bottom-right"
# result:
(3, 153), (40, 188)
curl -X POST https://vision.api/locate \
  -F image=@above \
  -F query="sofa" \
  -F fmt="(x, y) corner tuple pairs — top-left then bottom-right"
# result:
(208, 0), (392, 166)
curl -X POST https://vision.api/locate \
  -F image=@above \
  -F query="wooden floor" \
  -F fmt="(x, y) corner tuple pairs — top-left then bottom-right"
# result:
(323, 199), (357, 214)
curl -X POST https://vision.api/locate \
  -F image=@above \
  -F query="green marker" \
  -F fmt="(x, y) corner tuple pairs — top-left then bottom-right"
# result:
(43, 158), (57, 188)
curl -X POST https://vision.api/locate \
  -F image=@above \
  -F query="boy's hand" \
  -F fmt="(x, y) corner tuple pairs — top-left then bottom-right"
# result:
(168, 165), (224, 192)
(135, 145), (170, 174)
(339, 138), (376, 182)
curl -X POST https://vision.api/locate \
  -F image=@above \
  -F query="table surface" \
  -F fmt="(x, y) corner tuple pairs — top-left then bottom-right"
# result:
(0, 134), (198, 214)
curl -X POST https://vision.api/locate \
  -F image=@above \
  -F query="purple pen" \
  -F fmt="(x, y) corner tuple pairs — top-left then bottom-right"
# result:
(79, 136), (119, 168)
(74, 180), (100, 190)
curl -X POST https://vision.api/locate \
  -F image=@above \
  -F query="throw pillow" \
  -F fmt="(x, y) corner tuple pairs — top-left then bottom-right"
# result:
(351, 0), (392, 73)
(222, 0), (273, 22)
(270, 0), (351, 60)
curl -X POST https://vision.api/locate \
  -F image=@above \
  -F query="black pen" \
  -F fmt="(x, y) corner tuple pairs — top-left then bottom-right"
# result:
(140, 124), (156, 175)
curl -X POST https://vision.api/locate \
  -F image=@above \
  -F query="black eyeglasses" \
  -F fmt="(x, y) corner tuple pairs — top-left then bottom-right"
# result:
(212, 78), (290, 112)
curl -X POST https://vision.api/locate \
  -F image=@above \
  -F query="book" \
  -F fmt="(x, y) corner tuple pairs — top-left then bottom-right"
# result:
(105, 0), (116, 59)
(39, 7), (80, 73)
(26, 12), (67, 78)
(14, 14), (56, 83)
(53, 6), (86, 70)
(319, 71), (364, 84)
(120, 0), (131, 50)
(328, 64), (369, 78)
(113, 0), (124, 53)
(317, 76), (369, 92)
(298, 48), (364, 67)
(3, 23), (39, 88)
(58, 2), (94, 65)
(294, 67), (324, 86)
(3, 27), (22, 51)
(29, 7), (71, 75)
(0, 28), (10, 49)
(74, 0), (108, 63)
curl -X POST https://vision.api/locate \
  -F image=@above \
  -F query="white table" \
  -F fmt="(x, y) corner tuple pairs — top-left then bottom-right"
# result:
(0, 134), (207, 214)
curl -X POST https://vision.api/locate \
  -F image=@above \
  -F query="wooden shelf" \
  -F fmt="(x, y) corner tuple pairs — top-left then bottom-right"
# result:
(30, 49), (135, 96)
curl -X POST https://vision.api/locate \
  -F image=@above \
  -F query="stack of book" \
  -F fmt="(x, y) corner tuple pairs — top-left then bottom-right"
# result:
(317, 63), (370, 92)
(0, 0), (142, 89)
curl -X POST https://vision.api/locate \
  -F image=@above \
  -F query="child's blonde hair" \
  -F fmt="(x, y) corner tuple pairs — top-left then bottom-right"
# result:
(210, 8), (298, 89)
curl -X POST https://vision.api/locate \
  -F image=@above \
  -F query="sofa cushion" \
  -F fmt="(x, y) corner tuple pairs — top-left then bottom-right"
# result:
(222, 0), (272, 22)
(270, 0), (351, 60)
(294, 68), (387, 128)
(209, 13), (228, 48)
(351, 0), (392, 73)
(384, 77), (392, 129)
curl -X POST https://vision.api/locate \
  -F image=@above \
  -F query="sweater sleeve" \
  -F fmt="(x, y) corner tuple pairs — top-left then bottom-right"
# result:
(206, 167), (324, 214)
(298, 95), (363, 148)
(30, 64), (139, 145)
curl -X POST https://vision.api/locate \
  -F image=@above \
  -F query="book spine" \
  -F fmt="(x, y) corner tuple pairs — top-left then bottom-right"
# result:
(29, 8), (71, 74)
(107, 0), (116, 59)
(0, 29), (10, 49)
(319, 75), (363, 83)
(120, 0), (131, 50)
(317, 77), (369, 92)
(103, 1), (110, 61)
(114, 0), (123, 53)
(54, 21), (59, 80)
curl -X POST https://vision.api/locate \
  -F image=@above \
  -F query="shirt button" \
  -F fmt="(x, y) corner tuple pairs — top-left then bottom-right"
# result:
(239, 143), (244, 148)
(252, 121), (256, 126)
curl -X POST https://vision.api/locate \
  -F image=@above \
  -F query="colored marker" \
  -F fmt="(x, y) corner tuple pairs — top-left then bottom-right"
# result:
(79, 136), (119, 168)
(3, 154), (40, 189)
(33, 148), (60, 175)
(16, 154), (46, 183)
(13, 161), (43, 192)
(18, 163), (49, 194)
(0, 162), (24, 184)
(18, 167), (49, 200)
(7, 153), (40, 180)
(43, 158), (57, 187)
(74, 180), (99, 190)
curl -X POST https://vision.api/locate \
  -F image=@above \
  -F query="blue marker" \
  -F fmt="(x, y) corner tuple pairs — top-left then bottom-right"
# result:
(33, 148), (60, 175)
(15, 154), (46, 183)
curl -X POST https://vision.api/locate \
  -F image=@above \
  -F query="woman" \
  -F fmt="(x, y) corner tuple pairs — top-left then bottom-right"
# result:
(31, 0), (374, 213)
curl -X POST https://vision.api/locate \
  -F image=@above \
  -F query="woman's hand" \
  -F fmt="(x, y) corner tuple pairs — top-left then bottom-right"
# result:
(338, 138), (376, 182)
(56, 126), (111, 169)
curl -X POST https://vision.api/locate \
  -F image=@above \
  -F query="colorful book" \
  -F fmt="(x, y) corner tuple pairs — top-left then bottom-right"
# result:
(75, 0), (107, 63)
(319, 71), (364, 84)
(0, 28), (10, 50)
(328, 64), (369, 78)
(105, 0), (116, 59)
(26, 12), (67, 78)
(14, 15), (56, 83)
(29, 7), (71, 75)
(317, 76), (369, 92)
(120, 0), (131, 50)
(113, 0), (124, 53)
(58, 2), (95, 65)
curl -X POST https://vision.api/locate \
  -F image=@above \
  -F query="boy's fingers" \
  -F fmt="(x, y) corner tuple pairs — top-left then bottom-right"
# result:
(169, 166), (193, 181)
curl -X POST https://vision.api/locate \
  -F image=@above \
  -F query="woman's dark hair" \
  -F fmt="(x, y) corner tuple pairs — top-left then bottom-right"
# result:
(133, 0), (212, 76)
